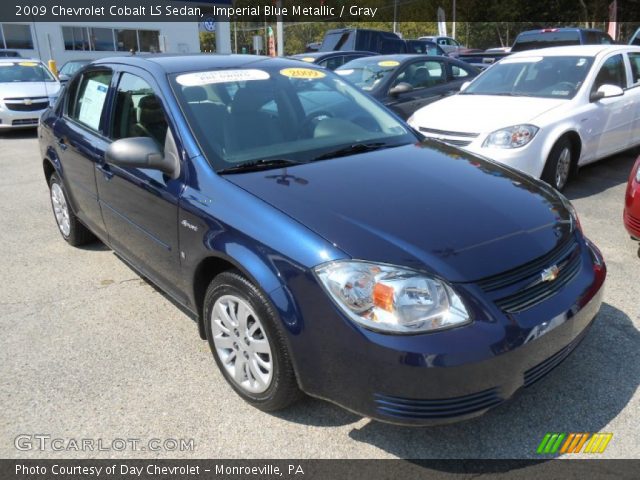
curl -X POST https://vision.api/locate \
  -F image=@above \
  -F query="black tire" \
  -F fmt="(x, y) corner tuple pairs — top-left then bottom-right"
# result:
(542, 138), (574, 191)
(48, 173), (94, 246)
(204, 270), (302, 411)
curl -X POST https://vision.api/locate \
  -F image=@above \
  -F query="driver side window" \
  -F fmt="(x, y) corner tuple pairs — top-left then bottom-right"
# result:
(111, 72), (168, 147)
(592, 55), (627, 92)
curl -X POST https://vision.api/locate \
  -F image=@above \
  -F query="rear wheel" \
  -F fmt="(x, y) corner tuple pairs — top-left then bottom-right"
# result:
(542, 138), (573, 191)
(204, 271), (302, 411)
(48, 173), (94, 246)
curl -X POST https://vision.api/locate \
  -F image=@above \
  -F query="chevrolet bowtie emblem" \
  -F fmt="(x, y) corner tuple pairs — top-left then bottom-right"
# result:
(540, 265), (560, 283)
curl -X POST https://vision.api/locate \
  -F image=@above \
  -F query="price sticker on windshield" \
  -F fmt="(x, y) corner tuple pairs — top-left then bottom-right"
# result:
(18, 62), (38, 67)
(300, 57), (315, 63)
(176, 69), (270, 86)
(280, 68), (326, 79)
(378, 60), (400, 67)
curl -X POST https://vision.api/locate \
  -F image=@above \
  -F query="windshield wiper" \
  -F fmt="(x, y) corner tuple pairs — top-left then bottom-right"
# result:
(217, 158), (303, 174)
(312, 142), (393, 162)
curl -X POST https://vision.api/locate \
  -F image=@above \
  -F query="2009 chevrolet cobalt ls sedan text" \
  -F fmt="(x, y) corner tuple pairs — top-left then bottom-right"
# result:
(38, 54), (606, 425)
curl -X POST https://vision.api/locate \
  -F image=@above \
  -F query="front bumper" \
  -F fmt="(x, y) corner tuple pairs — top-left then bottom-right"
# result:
(0, 106), (47, 129)
(285, 236), (606, 426)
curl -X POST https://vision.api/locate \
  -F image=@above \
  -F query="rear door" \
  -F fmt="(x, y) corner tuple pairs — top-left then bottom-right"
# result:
(52, 68), (113, 238)
(95, 67), (184, 298)
(624, 51), (640, 147)
(584, 53), (633, 158)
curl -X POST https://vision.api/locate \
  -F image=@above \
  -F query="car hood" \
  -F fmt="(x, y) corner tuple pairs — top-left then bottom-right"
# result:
(0, 81), (60, 99)
(225, 142), (573, 282)
(411, 94), (567, 133)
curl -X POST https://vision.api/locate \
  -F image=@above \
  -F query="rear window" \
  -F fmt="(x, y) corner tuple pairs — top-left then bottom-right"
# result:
(512, 31), (581, 52)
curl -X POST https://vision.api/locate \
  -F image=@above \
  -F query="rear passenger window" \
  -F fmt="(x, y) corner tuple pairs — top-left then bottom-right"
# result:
(111, 73), (168, 147)
(68, 70), (112, 132)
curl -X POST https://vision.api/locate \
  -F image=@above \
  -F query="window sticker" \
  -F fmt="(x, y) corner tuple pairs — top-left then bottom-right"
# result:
(335, 69), (353, 75)
(78, 79), (108, 131)
(378, 60), (400, 67)
(18, 62), (38, 67)
(279, 68), (326, 79)
(176, 69), (270, 86)
(577, 58), (587, 67)
(502, 56), (543, 64)
(301, 57), (315, 63)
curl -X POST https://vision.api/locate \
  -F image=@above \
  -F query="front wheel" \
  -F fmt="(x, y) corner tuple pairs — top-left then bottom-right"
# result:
(542, 138), (573, 191)
(204, 271), (302, 412)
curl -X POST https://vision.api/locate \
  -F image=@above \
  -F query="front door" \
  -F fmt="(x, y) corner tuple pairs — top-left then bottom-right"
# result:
(95, 68), (184, 298)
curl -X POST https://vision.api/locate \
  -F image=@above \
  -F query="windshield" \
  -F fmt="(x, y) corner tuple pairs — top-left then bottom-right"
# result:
(463, 56), (594, 99)
(335, 58), (399, 91)
(0, 61), (56, 83)
(171, 65), (414, 172)
(59, 61), (88, 76)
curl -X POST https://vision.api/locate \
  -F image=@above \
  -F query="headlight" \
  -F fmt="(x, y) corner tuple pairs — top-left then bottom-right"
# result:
(315, 261), (470, 334)
(482, 124), (538, 149)
(407, 114), (415, 126)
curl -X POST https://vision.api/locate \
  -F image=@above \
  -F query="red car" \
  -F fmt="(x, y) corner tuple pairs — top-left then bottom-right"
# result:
(624, 156), (640, 240)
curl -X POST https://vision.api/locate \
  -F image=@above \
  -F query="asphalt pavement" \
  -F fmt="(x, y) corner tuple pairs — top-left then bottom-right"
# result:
(1, 130), (638, 459)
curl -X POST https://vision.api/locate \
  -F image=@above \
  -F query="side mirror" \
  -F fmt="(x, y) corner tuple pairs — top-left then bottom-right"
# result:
(460, 81), (471, 92)
(590, 84), (624, 102)
(58, 74), (70, 83)
(389, 82), (413, 96)
(105, 136), (179, 178)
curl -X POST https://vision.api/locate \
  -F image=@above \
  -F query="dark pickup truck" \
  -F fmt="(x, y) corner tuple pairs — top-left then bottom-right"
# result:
(318, 28), (445, 56)
(459, 27), (614, 69)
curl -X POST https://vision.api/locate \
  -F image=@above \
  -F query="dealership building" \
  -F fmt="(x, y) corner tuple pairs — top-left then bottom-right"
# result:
(0, 22), (204, 66)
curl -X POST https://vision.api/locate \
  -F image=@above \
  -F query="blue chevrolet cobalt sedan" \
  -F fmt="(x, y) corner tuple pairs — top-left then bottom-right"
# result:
(39, 54), (606, 425)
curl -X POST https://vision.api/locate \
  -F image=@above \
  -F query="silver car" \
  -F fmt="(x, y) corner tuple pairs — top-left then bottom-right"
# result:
(0, 59), (60, 129)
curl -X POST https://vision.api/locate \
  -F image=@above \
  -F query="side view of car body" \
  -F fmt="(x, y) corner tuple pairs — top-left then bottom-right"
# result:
(0, 58), (60, 129)
(418, 36), (465, 56)
(408, 45), (640, 190)
(288, 51), (376, 70)
(39, 54), (606, 426)
(624, 156), (640, 241)
(336, 54), (479, 119)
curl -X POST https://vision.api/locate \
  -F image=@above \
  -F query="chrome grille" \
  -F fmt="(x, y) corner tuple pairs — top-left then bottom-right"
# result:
(4, 97), (49, 112)
(476, 237), (582, 314)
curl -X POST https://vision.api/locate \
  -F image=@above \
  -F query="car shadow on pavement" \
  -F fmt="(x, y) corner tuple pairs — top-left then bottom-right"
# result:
(0, 129), (38, 139)
(565, 149), (638, 200)
(344, 302), (638, 462)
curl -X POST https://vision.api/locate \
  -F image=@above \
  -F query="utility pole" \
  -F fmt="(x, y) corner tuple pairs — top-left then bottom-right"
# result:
(276, 0), (284, 56)
(392, 0), (398, 34)
(452, 0), (456, 39)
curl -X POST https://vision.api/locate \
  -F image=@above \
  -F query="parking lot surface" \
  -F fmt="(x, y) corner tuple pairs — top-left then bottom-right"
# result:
(1, 130), (638, 459)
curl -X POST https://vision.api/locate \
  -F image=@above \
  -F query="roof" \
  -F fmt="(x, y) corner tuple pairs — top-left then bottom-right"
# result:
(93, 53), (318, 74)
(0, 57), (43, 63)
(508, 44), (640, 58)
(290, 51), (373, 59)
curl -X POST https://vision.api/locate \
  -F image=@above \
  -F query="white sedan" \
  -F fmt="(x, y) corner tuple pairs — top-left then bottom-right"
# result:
(407, 45), (640, 190)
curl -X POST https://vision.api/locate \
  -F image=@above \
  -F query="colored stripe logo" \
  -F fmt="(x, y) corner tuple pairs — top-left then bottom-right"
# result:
(537, 433), (612, 454)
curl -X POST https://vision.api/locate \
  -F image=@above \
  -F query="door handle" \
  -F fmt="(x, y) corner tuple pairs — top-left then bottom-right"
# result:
(97, 163), (114, 180)
(56, 138), (67, 150)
